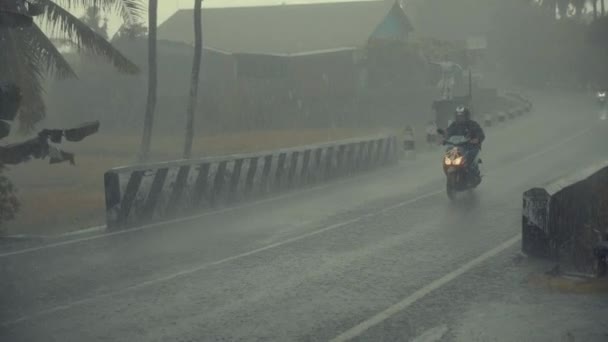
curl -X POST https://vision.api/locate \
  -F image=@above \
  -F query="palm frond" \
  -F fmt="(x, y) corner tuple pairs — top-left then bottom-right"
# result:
(38, 0), (140, 74)
(49, 0), (145, 24)
(0, 29), (47, 131)
(28, 24), (78, 79)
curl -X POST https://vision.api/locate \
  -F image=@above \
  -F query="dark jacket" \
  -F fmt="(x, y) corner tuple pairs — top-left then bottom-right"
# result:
(446, 119), (485, 143)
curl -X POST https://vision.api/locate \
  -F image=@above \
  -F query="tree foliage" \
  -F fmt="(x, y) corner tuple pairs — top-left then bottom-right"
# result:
(0, 166), (19, 232)
(487, 0), (608, 87)
(79, 5), (109, 39)
(0, 0), (144, 131)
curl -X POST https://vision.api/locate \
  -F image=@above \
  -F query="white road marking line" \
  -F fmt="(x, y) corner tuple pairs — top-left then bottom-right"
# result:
(0, 121), (592, 270)
(329, 235), (522, 342)
(0, 124), (593, 325)
(61, 225), (106, 236)
(0, 166), (400, 258)
(411, 324), (449, 342)
(0, 191), (442, 327)
(3, 120), (592, 259)
(509, 127), (592, 165)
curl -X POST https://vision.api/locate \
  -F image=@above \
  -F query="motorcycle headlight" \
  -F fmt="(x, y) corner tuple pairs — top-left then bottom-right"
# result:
(444, 156), (452, 165)
(453, 156), (464, 165)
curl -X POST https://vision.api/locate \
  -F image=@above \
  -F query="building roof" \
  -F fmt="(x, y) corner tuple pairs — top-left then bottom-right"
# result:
(157, 0), (412, 55)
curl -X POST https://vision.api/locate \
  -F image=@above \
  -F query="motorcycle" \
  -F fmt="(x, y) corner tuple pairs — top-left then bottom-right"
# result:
(597, 91), (607, 121)
(437, 129), (482, 200)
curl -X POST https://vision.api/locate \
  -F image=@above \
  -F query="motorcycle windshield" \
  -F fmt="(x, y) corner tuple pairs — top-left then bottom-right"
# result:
(445, 135), (469, 146)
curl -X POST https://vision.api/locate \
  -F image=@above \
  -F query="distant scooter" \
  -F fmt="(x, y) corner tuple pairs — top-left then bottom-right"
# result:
(597, 91), (607, 121)
(437, 129), (482, 200)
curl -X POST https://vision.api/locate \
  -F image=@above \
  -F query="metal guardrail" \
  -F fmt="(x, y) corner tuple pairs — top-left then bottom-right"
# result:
(522, 160), (608, 275)
(104, 134), (398, 229)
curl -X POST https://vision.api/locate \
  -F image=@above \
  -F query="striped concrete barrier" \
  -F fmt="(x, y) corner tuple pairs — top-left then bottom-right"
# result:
(523, 160), (608, 275)
(104, 134), (398, 229)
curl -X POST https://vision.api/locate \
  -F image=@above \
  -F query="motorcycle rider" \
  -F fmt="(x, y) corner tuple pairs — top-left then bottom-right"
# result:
(597, 90), (607, 120)
(445, 106), (485, 177)
(597, 90), (607, 107)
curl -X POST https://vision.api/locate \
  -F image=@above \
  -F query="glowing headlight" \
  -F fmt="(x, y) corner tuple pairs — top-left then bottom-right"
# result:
(598, 92), (606, 98)
(444, 156), (452, 165)
(453, 156), (463, 165)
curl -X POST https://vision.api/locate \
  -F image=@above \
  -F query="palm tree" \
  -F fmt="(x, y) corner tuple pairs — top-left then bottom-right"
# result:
(593, 0), (598, 19)
(138, 0), (156, 162)
(183, 0), (202, 158)
(0, 0), (143, 131)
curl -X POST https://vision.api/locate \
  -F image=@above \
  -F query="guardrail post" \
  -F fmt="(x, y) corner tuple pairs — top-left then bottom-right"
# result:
(497, 112), (506, 122)
(366, 140), (375, 169)
(166, 165), (191, 215)
(244, 157), (258, 195)
(313, 148), (323, 183)
(141, 167), (169, 220)
(337, 145), (346, 174)
(301, 149), (311, 185)
(375, 139), (385, 165)
(346, 143), (355, 175)
(260, 154), (273, 193)
(192, 163), (210, 207)
(382, 138), (391, 164)
(325, 146), (335, 179)
(116, 170), (145, 227)
(391, 137), (398, 162)
(287, 151), (299, 189)
(357, 141), (366, 171)
(211, 161), (227, 206)
(522, 188), (551, 258)
(104, 171), (121, 229)
(228, 159), (244, 202)
(484, 114), (493, 127)
(275, 152), (287, 190)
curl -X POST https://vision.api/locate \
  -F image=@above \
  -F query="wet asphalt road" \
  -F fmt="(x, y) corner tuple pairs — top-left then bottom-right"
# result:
(1, 90), (607, 341)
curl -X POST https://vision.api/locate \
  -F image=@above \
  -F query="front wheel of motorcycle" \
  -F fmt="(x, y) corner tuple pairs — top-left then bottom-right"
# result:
(446, 179), (456, 200)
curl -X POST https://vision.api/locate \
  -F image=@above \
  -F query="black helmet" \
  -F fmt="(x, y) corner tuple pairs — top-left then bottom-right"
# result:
(455, 106), (470, 120)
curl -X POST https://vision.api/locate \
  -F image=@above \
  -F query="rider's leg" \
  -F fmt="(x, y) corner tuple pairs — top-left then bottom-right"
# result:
(466, 147), (481, 175)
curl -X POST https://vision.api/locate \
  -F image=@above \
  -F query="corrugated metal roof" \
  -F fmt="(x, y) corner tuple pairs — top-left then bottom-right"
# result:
(157, 0), (410, 55)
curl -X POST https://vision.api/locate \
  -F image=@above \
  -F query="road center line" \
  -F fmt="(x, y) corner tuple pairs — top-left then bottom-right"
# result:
(0, 165), (399, 258)
(0, 190), (442, 327)
(0, 121), (592, 259)
(329, 235), (522, 342)
(0, 124), (594, 326)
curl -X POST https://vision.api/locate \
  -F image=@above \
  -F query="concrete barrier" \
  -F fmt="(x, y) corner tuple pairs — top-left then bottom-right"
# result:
(523, 160), (608, 275)
(507, 108), (518, 119)
(104, 134), (398, 229)
(487, 92), (532, 125)
(497, 111), (507, 123)
(483, 114), (493, 127)
(505, 92), (532, 113)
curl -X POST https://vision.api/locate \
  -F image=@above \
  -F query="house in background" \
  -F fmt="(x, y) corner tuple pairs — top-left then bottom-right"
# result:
(157, 0), (410, 55)
(156, 0), (417, 130)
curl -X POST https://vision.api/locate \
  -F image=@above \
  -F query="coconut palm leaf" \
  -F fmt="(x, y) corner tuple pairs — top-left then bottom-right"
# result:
(0, 28), (47, 130)
(1, 0), (143, 130)
(28, 24), (78, 79)
(49, 0), (145, 23)
(37, 0), (140, 74)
